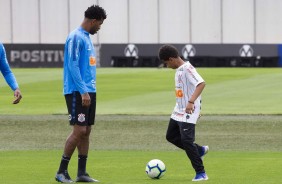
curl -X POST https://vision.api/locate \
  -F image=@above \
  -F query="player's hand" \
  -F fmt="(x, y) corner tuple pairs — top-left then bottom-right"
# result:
(185, 102), (194, 114)
(13, 88), (22, 104)
(81, 93), (91, 107)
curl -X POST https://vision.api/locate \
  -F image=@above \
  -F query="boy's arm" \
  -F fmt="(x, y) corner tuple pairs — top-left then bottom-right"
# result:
(185, 82), (205, 114)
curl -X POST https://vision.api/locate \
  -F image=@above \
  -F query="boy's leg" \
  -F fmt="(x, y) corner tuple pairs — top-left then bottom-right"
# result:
(166, 118), (185, 149)
(179, 122), (205, 174)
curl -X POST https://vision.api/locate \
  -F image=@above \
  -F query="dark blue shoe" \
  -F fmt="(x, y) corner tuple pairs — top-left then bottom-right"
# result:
(200, 145), (209, 159)
(192, 172), (208, 181)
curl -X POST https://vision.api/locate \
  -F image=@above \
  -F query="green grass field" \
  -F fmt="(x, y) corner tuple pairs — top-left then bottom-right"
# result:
(0, 68), (281, 114)
(0, 68), (282, 184)
(0, 115), (282, 184)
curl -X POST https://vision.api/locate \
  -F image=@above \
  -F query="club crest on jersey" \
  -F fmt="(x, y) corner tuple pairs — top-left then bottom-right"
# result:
(78, 113), (85, 123)
(89, 56), (96, 66)
(68, 114), (72, 121)
(186, 114), (190, 119)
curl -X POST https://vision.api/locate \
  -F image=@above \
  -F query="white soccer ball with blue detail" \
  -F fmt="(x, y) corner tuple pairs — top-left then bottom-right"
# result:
(145, 159), (166, 179)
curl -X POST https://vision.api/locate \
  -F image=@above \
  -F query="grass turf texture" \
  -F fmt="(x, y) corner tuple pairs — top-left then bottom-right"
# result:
(1, 150), (281, 184)
(0, 115), (282, 184)
(0, 68), (282, 183)
(0, 68), (281, 114)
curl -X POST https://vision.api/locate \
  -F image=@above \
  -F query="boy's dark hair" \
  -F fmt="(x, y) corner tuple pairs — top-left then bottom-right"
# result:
(158, 45), (179, 61)
(85, 5), (107, 20)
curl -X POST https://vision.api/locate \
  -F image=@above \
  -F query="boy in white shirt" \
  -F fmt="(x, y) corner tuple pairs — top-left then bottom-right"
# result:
(158, 45), (209, 181)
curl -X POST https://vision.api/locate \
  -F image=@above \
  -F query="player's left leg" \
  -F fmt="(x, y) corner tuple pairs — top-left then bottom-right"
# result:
(76, 93), (99, 182)
(77, 126), (91, 175)
(76, 126), (99, 182)
(179, 122), (208, 181)
(197, 144), (209, 159)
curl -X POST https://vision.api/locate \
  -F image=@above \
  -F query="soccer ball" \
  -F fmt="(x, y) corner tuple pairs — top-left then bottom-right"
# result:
(145, 159), (166, 179)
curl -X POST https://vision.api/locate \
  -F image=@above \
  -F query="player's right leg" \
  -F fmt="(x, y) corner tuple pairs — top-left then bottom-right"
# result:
(166, 118), (185, 149)
(55, 170), (74, 183)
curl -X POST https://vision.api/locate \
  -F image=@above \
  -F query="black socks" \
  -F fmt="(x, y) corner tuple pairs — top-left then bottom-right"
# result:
(58, 154), (88, 176)
(77, 155), (88, 176)
(58, 155), (71, 173)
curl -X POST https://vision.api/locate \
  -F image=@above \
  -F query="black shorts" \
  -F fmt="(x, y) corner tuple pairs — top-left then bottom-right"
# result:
(65, 92), (96, 126)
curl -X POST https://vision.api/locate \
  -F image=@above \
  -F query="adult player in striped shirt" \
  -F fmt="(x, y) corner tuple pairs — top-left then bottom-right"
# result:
(55, 5), (106, 183)
(158, 45), (209, 181)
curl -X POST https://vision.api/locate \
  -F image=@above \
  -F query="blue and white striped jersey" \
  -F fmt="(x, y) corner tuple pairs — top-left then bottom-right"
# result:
(171, 61), (204, 124)
(0, 42), (19, 91)
(63, 27), (97, 95)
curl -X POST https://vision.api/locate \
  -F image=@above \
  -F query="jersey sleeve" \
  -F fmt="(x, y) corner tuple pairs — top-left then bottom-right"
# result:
(66, 36), (88, 94)
(185, 63), (205, 87)
(0, 43), (19, 91)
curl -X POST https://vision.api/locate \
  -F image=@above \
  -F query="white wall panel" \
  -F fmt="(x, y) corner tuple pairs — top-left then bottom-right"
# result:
(191, 0), (221, 43)
(129, 0), (158, 43)
(12, 0), (39, 43)
(3, 0), (282, 44)
(40, 0), (68, 43)
(98, 0), (128, 43)
(159, 0), (190, 43)
(256, 0), (282, 43)
(0, 0), (12, 43)
(222, 0), (254, 43)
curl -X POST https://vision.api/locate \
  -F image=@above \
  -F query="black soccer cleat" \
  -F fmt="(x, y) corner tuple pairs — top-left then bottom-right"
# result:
(55, 170), (74, 183)
(76, 173), (99, 182)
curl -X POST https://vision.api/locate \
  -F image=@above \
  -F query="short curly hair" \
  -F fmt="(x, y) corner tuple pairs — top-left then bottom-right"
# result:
(85, 5), (107, 20)
(158, 45), (179, 61)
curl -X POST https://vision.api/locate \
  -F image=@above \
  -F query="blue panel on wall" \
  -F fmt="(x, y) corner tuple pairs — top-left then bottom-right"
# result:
(278, 45), (282, 67)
